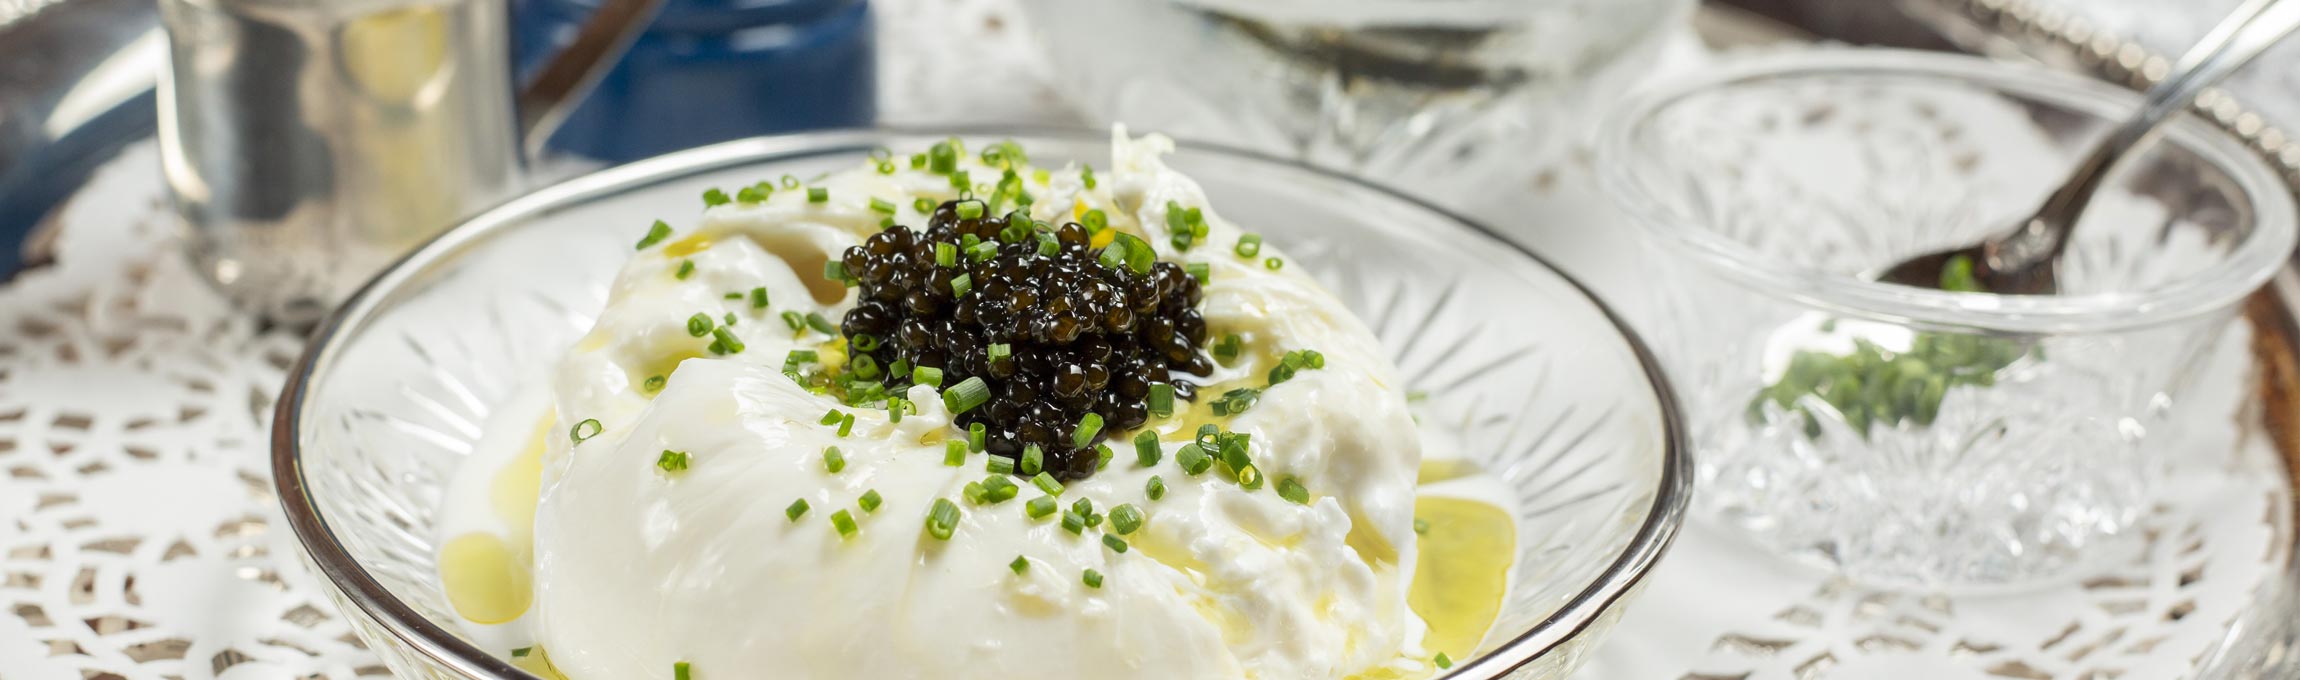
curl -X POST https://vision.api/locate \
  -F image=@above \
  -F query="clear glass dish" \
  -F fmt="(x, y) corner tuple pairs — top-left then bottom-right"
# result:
(272, 128), (1689, 679)
(1600, 51), (2298, 587)
(1015, 0), (1692, 207)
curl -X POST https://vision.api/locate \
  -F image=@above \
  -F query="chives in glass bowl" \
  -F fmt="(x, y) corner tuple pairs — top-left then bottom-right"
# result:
(1602, 51), (2297, 587)
(273, 129), (1688, 679)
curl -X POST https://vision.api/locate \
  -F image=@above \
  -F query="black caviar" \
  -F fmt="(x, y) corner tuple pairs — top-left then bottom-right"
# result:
(840, 200), (1211, 479)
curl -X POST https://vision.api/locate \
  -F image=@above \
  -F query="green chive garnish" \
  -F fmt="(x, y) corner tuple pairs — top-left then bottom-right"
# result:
(1031, 472), (1064, 496)
(636, 220), (674, 250)
(859, 489), (883, 513)
(687, 313), (715, 337)
(945, 440), (967, 466)
(643, 375), (667, 393)
(956, 200), (984, 220)
(837, 413), (855, 437)
(1096, 443), (1114, 470)
(807, 187), (828, 203)
(1186, 262), (1210, 284)
(569, 418), (602, 444)
(1146, 475), (1166, 500)
(783, 310), (807, 331)
(988, 343), (1012, 363)
(1148, 384), (1174, 418)
(944, 376), (991, 413)
(1081, 165), (1097, 189)
(736, 185), (767, 204)
(1026, 495), (1058, 519)
(710, 326), (745, 354)
(1009, 555), (1029, 575)
(985, 455), (1015, 475)
(926, 498), (959, 539)
(1072, 413), (1104, 449)
(1101, 534), (1129, 553)
(1082, 569), (1103, 588)
(1235, 234), (1262, 257)
(830, 509), (858, 538)
(1265, 257), (1284, 270)
(1278, 478), (1309, 504)
(951, 273), (973, 298)
(1415, 518), (1430, 534)
(914, 365), (944, 387)
(1212, 334), (1242, 363)
(785, 498), (809, 521)
(1176, 445), (1211, 476)
(675, 660), (693, 680)
(1133, 431), (1161, 467)
(935, 242), (957, 268)
(1435, 653), (1453, 669)
(675, 260), (696, 280)
(823, 446), (846, 473)
(870, 197), (897, 214)
(1109, 504), (1144, 535)
(968, 422), (987, 452)
(1061, 511), (1086, 535)
(963, 481), (989, 505)
(981, 476), (1019, 503)
(513, 647), (533, 658)
(703, 188), (730, 207)
(1071, 497), (1094, 519)
(657, 450), (690, 473)
(913, 196), (935, 214)
(1081, 209), (1108, 233)
(805, 312), (838, 335)
(1020, 444), (1043, 475)
(823, 260), (849, 283)
(820, 409), (844, 425)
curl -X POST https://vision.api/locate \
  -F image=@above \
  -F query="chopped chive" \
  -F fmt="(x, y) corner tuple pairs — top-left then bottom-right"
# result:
(1176, 444), (1212, 475)
(723, 312), (738, 326)
(877, 160), (896, 174)
(1235, 234), (1262, 257)
(945, 440), (967, 466)
(783, 310), (807, 331)
(830, 509), (858, 538)
(851, 333), (882, 352)
(1009, 555), (1030, 575)
(636, 220), (674, 249)
(1061, 511), (1086, 535)
(910, 153), (928, 169)
(859, 489), (883, 513)
(806, 312), (839, 335)
(1146, 475), (1166, 500)
(935, 242), (957, 268)
(968, 422), (988, 452)
(821, 409), (845, 425)
(1101, 534), (1129, 553)
(887, 397), (905, 423)
(1019, 444), (1043, 475)
(913, 365), (945, 387)
(823, 446), (846, 473)
(956, 200), (984, 220)
(512, 647), (533, 658)
(1072, 413), (1104, 449)
(675, 260), (696, 280)
(1212, 334), (1242, 363)
(1097, 443), (1114, 470)
(926, 498), (960, 539)
(1236, 464), (1263, 490)
(1031, 472), (1064, 496)
(736, 185), (767, 204)
(725, 291), (744, 300)
(950, 169), (972, 191)
(780, 174), (801, 189)
(656, 450), (691, 473)
(785, 498), (810, 521)
(963, 481), (988, 505)
(823, 260), (849, 283)
(687, 313), (715, 337)
(1071, 497), (1093, 518)
(870, 197), (897, 214)
(1097, 238), (1128, 271)
(643, 374), (667, 393)
(982, 476), (1019, 503)
(675, 661), (693, 680)
(569, 418), (602, 444)
(711, 327), (745, 354)
(1435, 653), (1453, 670)
(1211, 387), (1261, 416)
(988, 343), (1012, 363)
(703, 188), (731, 207)
(951, 273), (973, 297)
(1132, 431), (1161, 467)
(1278, 478), (1309, 504)
(985, 454), (1015, 475)
(807, 187), (828, 203)
(944, 376), (991, 413)
(1171, 231), (1194, 250)
(1081, 209), (1108, 233)
(850, 354), (882, 380)
(1026, 495), (1058, 519)
(1081, 165), (1097, 189)
(1186, 262), (1210, 284)
(1219, 433), (1252, 471)
(1109, 504), (1144, 535)
(1265, 257), (1284, 270)
(1147, 383), (1175, 418)
(1082, 569), (1103, 588)
(837, 413), (855, 437)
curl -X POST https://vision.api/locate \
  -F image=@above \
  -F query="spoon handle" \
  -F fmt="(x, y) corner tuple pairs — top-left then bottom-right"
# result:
(2000, 0), (2300, 267)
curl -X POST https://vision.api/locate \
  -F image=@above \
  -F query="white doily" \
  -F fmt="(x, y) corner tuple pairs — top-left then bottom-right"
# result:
(2, 1), (2295, 679)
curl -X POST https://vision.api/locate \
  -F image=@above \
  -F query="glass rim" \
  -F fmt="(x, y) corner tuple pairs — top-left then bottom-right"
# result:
(1598, 49), (2300, 335)
(269, 125), (1695, 680)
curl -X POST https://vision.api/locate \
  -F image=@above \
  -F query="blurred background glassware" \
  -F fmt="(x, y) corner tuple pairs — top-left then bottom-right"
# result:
(1602, 50), (2297, 587)
(511, 0), (876, 163)
(1016, 0), (1694, 207)
(273, 129), (1689, 680)
(158, 0), (661, 326)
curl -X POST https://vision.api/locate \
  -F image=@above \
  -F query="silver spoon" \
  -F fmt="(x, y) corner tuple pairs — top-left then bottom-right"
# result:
(1877, 0), (2300, 295)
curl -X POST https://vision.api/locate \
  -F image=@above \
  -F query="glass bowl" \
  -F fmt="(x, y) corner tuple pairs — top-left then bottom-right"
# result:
(1014, 0), (1693, 206)
(1600, 51), (2298, 587)
(271, 128), (1690, 679)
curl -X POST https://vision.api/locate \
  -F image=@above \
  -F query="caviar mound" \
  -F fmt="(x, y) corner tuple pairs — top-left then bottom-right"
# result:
(840, 200), (1212, 479)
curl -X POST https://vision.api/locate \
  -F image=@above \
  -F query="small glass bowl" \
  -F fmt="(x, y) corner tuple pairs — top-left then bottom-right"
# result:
(1601, 50), (2297, 587)
(273, 129), (1690, 679)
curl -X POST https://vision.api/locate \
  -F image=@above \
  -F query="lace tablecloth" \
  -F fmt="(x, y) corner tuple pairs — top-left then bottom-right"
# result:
(1, 1), (2294, 679)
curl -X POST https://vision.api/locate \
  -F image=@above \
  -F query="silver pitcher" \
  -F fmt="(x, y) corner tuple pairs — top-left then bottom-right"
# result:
(157, 0), (661, 325)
